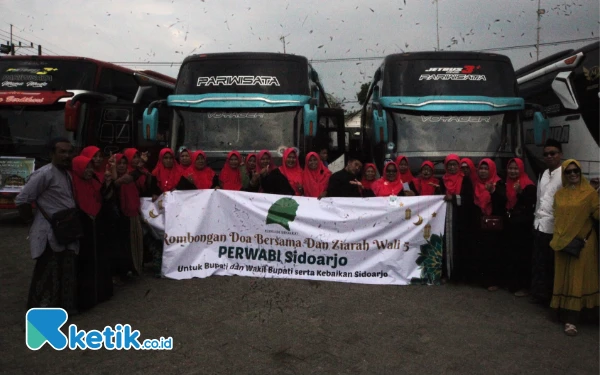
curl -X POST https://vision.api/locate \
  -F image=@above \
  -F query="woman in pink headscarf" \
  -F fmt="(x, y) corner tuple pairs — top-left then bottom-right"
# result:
(504, 158), (536, 296)
(472, 158), (507, 291)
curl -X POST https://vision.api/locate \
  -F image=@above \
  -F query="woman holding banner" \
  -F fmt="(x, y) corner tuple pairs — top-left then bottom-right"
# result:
(219, 151), (243, 191)
(178, 150), (219, 190)
(371, 161), (414, 197)
(261, 148), (303, 196)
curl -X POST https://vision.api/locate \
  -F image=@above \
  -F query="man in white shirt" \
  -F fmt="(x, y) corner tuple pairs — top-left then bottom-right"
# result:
(530, 139), (564, 305)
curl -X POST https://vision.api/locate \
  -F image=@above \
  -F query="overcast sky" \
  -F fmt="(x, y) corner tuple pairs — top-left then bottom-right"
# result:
(1, 0), (598, 110)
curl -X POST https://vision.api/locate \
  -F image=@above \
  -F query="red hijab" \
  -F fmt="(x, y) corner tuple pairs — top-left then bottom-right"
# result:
(413, 161), (440, 196)
(279, 148), (304, 195)
(395, 155), (414, 184)
(114, 153), (141, 217)
(245, 154), (257, 175)
(506, 158), (535, 210)
(71, 156), (102, 217)
(372, 162), (404, 196)
(361, 163), (378, 191)
(302, 152), (331, 198)
(257, 150), (276, 172)
(442, 154), (464, 195)
(473, 158), (501, 215)
(186, 151), (216, 189)
(123, 147), (147, 189)
(80, 146), (104, 182)
(220, 151), (243, 191)
(152, 148), (184, 192)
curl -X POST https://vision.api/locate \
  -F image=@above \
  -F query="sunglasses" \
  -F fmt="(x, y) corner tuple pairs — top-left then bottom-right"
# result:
(386, 169), (398, 173)
(564, 169), (580, 175)
(543, 151), (559, 157)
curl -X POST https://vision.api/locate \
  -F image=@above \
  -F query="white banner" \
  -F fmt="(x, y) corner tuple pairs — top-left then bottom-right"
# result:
(145, 190), (447, 285)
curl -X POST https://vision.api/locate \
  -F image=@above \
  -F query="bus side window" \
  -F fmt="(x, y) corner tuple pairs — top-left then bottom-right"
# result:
(98, 69), (138, 102)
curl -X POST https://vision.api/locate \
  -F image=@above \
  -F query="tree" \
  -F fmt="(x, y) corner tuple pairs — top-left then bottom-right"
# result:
(356, 83), (370, 106)
(325, 93), (343, 109)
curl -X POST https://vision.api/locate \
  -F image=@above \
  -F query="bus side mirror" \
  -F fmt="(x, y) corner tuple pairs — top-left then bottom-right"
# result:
(552, 71), (579, 110)
(64, 100), (81, 132)
(143, 107), (159, 141)
(533, 111), (550, 146)
(372, 102), (388, 143)
(303, 101), (318, 137)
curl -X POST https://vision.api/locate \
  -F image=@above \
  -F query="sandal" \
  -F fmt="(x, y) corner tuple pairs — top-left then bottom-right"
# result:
(564, 323), (578, 336)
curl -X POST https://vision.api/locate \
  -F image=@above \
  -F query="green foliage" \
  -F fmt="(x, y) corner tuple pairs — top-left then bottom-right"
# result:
(356, 83), (370, 106)
(410, 234), (443, 285)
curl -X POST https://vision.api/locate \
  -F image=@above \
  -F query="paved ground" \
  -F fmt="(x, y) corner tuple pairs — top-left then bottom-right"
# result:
(1, 213), (598, 375)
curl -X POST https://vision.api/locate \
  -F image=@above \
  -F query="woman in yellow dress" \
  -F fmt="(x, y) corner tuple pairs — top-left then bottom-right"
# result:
(550, 159), (599, 336)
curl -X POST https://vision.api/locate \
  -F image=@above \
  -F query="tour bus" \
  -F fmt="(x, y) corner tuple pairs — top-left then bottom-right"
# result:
(142, 52), (346, 171)
(516, 42), (599, 179)
(0, 56), (176, 207)
(360, 51), (525, 175)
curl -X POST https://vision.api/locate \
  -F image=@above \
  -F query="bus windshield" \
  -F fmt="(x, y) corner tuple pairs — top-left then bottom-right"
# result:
(0, 104), (70, 160)
(174, 108), (298, 152)
(391, 110), (516, 156)
(0, 60), (96, 91)
(383, 59), (516, 97)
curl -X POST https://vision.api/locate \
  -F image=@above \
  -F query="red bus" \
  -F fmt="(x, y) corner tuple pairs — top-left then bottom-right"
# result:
(0, 56), (175, 208)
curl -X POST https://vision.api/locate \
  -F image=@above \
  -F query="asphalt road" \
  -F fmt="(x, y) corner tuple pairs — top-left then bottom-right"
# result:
(1, 214), (598, 375)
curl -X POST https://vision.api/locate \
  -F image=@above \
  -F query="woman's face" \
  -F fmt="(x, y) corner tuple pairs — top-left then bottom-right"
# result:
(117, 157), (128, 174)
(564, 163), (581, 185)
(507, 161), (520, 180)
(398, 159), (409, 173)
(92, 151), (103, 169)
(195, 154), (206, 169)
(260, 154), (271, 168)
(461, 163), (471, 176)
(83, 162), (95, 180)
(478, 163), (490, 180)
(421, 165), (433, 179)
(308, 155), (319, 170)
(247, 156), (257, 171)
(130, 153), (140, 168)
(179, 151), (191, 167)
(162, 152), (174, 168)
(285, 152), (297, 168)
(228, 155), (240, 169)
(446, 160), (459, 175)
(365, 167), (376, 181)
(385, 164), (398, 182)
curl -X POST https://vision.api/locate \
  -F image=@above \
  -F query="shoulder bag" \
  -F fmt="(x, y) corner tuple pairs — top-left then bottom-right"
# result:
(481, 215), (504, 231)
(561, 228), (594, 257)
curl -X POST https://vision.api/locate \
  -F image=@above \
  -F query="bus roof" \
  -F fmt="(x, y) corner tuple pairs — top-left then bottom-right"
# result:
(0, 55), (175, 84)
(181, 52), (309, 65)
(382, 51), (512, 64)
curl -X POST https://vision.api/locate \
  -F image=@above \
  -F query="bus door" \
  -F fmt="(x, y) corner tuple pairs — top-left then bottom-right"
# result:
(317, 108), (346, 172)
(95, 104), (141, 157)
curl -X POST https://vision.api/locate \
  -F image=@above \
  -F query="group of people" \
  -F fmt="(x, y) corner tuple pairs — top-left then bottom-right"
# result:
(17, 138), (598, 336)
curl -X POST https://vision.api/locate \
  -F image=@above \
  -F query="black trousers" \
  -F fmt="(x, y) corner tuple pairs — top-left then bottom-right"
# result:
(530, 229), (555, 305)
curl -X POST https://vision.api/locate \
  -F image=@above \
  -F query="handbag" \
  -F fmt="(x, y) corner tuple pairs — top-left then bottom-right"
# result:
(561, 228), (594, 257)
(36, 203), (84, 245)
(481, 215), (504, 231)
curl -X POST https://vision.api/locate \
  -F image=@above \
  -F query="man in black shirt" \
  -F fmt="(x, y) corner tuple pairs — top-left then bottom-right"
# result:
(324, 158), (363, 198)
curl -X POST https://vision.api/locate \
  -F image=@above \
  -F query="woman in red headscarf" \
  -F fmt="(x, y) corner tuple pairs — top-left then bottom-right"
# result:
(241, 153), (258, 191)
(71, 155), (113, 310)
(472, 158), (507, 291)
(179, 150), (218, 190)
(439, 154), (475, 282)
(302, 152), (331, 198)
(219, 151), (243, 190)
(80, 146), (105, 182)
(246, 150), (276, 192)
(360, 163), (378, 197)
(151, 148), (184, 195)
(395, 155), (414, 184)
(371, 161), (406, 197)
(412, 161), (441, 196)
(261, 148), (303, 196)
(504, 158), (536, 296)
(123, 148), (151, 193)
(109, 152), (147, 282)
(460, 158), (477, 186)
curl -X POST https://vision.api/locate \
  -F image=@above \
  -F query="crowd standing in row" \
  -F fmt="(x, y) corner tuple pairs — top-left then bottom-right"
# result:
(16, 138), (598, 336)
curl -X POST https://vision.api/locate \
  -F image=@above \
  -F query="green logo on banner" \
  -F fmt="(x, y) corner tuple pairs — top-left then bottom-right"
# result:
(266, 198), (299, 230)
